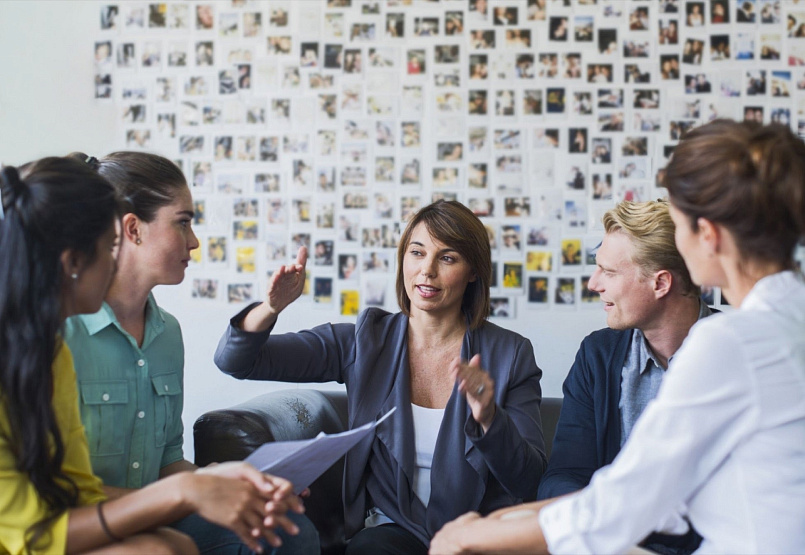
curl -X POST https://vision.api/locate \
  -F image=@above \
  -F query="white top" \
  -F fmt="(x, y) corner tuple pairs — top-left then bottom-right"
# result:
(539, 271), (805, 554)
(411, 403), (445, 506)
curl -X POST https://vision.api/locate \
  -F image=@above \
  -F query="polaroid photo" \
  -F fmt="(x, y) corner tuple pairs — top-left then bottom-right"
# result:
(312, 277), (334, 306)
(527, 277), (550, 308)
(268, 36), (292, 56)
(491, 53), (515, 80)
(432, 167), (460, 188)
(207, 236), (228, 266)
(363, 278), (388, 308)
(591, 173), (613, 201)
(400, 158), (421, 185)
(291, 197), (313, 225)
(615, 183), (648, 203)
(246, 102), (267, 124)
(523, 90), (543, 116)
(545, 88), (565, 115)
(316, 200), (336, 230)
(634, 112), (661, 132)
(350, 22), (377, 41)
(526, 249), (553, 273)
(123, 4), (146, 29)
(265, 236), (287, 262)
(746, 69), (767, 95)
(572, 91), (593, 117)
(587, 63), (613, 84)
(759, 33), (781, 60)
(400, 195), (422, 222)
(228, 283), (255, 304)
(618, 156), (650, 179)
(340, 290), (359, 316)
(502, 262), (524, 291)
(628, 5), (650, 30)
(342, 190), (369, 209)
(470, 196), (496, 218)
(500, 224), (523, 252)
(504, 197), (530, 217)
(538, 53), (559, 78)
(434, 68), (461, 88)
(496, 154), (522, 174)
(554, 277), (577, 306)
(363, 251), (392, 273)
(235, 136), (256, 161)
(597, 111), (624, 132)
(564, 199), (588, 232)
(565, 166), (586, 196)
(771, 71), (792, 97)
(312, 240), (334, 267)
(489, 297), (514, 318)
(622, 136), (649, 156)
(374, 192), (394, 219)
(338, 254), (360, 280)
(255, 172), (281, 193)
(468, 90), (488, 115)
(116, 43), (136, 70)
(401, 85), (424, 114)
(681, 38), (704, 65)
(743, 105), (765, 123)
(125, 129), (151, 149)
(569, 128), (588, 154)
(733, 31), (756, 60)
(580, 275), (601, 306)
(192, 278), (219, 300)
(758, 0), (780, 24)
(658, 19), (679, 46)
(219, 12), (239, 37)
(375, 156), (396, 184)
(235, 246), (257, 275)
(626, 63), (651, 84)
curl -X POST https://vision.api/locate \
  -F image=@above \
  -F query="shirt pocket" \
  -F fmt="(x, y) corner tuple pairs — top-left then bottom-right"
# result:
(80, 381), (129, 456)
(151, 373), (182, 448)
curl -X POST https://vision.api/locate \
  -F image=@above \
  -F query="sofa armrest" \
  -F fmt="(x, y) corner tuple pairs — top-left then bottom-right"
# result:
(194, 388), (348, 554)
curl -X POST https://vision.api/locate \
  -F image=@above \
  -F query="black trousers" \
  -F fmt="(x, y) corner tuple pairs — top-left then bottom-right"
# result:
(346, 524), (428, 555)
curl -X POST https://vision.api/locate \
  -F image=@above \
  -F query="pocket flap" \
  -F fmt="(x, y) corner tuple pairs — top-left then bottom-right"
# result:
(151, 373), (182, 396)
(80, 381), (129, 405)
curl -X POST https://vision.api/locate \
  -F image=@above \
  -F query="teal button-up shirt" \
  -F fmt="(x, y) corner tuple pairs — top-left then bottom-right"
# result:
(64, 293), (185, 489)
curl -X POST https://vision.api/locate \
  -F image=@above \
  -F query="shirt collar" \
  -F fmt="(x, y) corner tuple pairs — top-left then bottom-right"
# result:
(632, 297), (713, 374)
(81, 293), (165, 339)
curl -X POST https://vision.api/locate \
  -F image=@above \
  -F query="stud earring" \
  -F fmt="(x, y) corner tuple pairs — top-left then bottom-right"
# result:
(71, 273), (78, 280)
(136, 238), (142, 245)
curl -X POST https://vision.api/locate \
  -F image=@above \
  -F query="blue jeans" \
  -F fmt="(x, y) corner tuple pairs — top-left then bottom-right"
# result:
(171, 511), (320, 554)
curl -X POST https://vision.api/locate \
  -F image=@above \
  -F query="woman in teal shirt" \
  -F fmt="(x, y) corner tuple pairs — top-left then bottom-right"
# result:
(64, 151), (318, 554)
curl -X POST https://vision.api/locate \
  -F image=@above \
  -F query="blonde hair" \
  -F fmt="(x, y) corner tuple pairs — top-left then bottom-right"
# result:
(602, 200), (698, 296)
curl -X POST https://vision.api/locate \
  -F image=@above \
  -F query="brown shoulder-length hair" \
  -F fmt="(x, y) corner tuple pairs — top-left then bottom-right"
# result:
(396, 200), (491, 329)
(663, 119), (805, 270)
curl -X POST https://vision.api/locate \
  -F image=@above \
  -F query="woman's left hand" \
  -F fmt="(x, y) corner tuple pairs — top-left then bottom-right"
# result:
(429, 512), (481, 554)
(450, 354), (496, 432)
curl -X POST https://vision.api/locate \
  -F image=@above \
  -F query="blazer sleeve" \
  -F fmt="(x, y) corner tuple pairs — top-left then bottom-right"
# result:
(214, 303), (356, 383)
(466, 336), (547, 500)
(538, 339), (600, 499)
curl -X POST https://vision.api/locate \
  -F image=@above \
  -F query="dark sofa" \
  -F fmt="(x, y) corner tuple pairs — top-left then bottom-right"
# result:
(194, 389), (562, 554)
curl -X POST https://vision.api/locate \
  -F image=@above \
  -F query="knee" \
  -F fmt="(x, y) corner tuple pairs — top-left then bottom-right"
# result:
(128, 528), (199, 555)
(278, 512), (320, 554)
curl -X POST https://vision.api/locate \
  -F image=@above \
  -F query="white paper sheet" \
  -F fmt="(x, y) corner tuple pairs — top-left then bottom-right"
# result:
(245, 407), (396, 494)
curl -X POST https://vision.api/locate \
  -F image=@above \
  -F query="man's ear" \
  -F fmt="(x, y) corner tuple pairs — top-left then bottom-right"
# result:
(654, 269), (673, 299)
(121, 213), (141, 244)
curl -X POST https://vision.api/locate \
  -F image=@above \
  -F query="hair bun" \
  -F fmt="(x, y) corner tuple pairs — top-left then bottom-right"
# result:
(85, 156), (101, 171)
(1, 165), (26, 201)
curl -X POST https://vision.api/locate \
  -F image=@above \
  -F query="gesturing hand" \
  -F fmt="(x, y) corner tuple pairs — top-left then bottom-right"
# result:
(449, 354), (496, 432)
(266, 246), (308, 316)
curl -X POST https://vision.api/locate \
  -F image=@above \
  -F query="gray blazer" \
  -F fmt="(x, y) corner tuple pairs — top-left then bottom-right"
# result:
(215, 306), (546, 546)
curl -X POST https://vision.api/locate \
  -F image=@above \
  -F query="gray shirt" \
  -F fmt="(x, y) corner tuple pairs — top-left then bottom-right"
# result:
(619, 300), (712, 446)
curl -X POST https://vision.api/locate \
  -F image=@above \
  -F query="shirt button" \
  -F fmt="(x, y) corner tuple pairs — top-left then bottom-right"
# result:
(132, 461), (140, 469)
(137, 359), (145, 367)
(137, 411), (146, 419)
(102, 393), (110, 401)
(164, 384), (169, 391)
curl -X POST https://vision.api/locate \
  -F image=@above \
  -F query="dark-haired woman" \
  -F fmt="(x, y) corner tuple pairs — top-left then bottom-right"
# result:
(431, 120), (805, 554)
(215, 200), (547, 555)
(0, 158), (300, 555)
(62, 152), (318, 554)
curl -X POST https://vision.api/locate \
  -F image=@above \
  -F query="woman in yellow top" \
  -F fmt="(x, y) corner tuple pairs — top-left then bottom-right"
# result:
(0, 157), (302, 554)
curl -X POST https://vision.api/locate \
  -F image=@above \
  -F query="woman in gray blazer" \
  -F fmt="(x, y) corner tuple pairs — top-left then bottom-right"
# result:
(215, 200), (547, 554)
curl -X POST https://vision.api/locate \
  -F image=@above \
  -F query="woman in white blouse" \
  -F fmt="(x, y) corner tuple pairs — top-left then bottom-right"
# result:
(430, 119), (805, 555)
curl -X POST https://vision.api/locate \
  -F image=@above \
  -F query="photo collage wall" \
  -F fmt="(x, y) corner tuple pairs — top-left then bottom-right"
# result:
(93, 0), (804, 316)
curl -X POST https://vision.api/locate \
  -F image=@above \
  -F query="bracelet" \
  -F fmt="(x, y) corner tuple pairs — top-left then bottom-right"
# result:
(97, 501), (123, 542)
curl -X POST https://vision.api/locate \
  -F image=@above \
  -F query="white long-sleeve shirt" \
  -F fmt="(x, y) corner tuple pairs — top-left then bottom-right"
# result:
(539, 271), (805, 554)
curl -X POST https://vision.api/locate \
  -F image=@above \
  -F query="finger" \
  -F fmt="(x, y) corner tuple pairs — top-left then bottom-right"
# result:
(231, 522), (264, 554)
(468, 353), (482, 368)
(260, 527), (284, 549)
(299, 487), (311, 498)
(296, 245), (308, 267)
(265, 512), (301, 537)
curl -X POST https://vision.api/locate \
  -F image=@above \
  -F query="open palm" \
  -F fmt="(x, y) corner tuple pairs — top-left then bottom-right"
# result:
(266, 246), (308, 314)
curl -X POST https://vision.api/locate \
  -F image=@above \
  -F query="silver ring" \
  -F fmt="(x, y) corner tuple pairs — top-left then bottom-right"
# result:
(476, 384), (485, 396)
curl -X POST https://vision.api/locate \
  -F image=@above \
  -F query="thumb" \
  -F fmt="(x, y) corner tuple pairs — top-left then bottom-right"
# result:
(468, 353), (482, 368)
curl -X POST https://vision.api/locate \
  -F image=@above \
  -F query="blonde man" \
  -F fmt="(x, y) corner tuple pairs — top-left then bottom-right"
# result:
(537, 200), (707, 553)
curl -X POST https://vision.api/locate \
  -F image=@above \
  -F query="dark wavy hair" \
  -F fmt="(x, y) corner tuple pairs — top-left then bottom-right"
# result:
(68, 151), (187, 222)
(0, 157), (118, 551)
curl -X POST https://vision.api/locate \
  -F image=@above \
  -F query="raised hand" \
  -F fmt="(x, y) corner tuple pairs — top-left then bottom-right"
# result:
(449, 354), (496, 432)
(241, 246), (308, 332)
(266, 246), (308, 315)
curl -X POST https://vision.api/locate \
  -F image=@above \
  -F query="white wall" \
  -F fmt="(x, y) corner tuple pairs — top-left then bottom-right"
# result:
(0, 0), (606, 459)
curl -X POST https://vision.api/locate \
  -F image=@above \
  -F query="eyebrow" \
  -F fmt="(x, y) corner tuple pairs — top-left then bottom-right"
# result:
(176, 210), (195, 218)
(409, 240), (458, 254)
